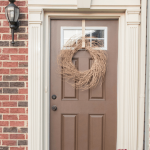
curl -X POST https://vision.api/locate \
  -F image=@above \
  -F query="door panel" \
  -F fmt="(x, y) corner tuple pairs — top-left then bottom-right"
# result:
(62, 59), (78, 100)
(62, 115), (77, 150)
(89, 115), (104, 150)
(89, 60), (104, 100)
(50, 19), (118, 150)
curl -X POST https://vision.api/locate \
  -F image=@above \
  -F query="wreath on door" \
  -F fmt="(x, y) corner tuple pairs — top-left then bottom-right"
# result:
(57, 36), (107, 90)
(57, 20), (107, 90)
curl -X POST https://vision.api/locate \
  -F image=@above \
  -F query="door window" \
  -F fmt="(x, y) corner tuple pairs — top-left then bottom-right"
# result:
(61, 27), (107, 50)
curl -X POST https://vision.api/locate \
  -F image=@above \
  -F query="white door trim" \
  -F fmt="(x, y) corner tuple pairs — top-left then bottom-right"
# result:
(28, 5), (146, 150)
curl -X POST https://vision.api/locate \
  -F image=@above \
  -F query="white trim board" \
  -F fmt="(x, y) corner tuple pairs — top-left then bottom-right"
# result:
(28, 4), (146, 150)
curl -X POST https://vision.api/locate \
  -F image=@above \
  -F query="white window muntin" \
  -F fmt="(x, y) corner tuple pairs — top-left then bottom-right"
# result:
(61, 27), (107, 50)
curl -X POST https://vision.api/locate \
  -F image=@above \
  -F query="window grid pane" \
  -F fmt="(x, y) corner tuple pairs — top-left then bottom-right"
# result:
(62, 28), (107, 50)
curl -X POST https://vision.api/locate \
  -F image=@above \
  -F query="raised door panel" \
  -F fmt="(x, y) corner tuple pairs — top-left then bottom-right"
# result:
(89, 115), (104, 150)
(62, 115), (77, 150)
(62, 59), (78, 100)
(89, 59), (104, 100)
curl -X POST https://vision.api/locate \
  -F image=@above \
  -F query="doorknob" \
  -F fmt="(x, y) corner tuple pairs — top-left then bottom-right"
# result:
(52, 105), (57, 111)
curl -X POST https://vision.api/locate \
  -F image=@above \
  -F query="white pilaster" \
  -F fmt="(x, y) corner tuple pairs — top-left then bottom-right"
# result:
(138, 0), (146, 149)
(28, 9), (43, 150)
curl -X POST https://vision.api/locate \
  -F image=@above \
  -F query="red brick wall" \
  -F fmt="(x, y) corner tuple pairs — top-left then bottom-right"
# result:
(0, 0), (28, 150)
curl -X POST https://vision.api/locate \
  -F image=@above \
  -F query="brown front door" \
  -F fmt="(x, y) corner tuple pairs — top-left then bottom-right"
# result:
(50, 20), (118, 150)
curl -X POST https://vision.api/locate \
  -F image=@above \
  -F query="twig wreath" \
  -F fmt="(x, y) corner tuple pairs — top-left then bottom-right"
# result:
(57, 35), (107, 90)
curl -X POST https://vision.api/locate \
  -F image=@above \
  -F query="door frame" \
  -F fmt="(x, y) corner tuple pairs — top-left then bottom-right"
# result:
(28, 5), (146, 150)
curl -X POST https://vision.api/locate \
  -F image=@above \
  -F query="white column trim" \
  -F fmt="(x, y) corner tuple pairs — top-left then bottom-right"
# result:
(28, 8), (44, 150)
(137, 0), (147, 149)
(28, 8), (146, 150)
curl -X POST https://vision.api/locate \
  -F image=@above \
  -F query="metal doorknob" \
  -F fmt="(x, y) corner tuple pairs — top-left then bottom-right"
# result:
(52, 105), (57, 111)
(52, 95), (57, 100)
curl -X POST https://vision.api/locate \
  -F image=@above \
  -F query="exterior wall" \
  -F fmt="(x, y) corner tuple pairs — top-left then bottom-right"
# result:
(0, 1), (28, 150)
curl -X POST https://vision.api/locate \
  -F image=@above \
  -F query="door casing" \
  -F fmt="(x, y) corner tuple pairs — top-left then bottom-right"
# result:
(28, 10), (146, 150)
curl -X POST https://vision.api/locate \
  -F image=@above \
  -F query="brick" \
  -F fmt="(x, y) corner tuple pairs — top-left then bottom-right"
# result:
(0, 89), (2, 94)
(11, 69), (25, 74)
(10, 95), (25, 100)
(26, 82), (28, 88)
(0, 108), (9, 113)
(18, 102), (28, 107)
(0, 14), (7, 19)
(3, 75), (18, 81)
(20, 7), (28, 13)
(19, 89), (28, 94)
(0, 128), (2, 133)
(3, 88), (18, 94)
(0, 62), (2, 67)
(0, 121), (9, 126)
(0, 55), (9, 60)
(0, 1), (9, 6)
(0, 76), (2, 81)
(14, 1), (26, 6)
(3, 115), (18, 120)
(19, 76), (28, 81)
(0, 82), (9, 87)
(0, 42), (9, 47)
(0, 147), (9, 150)
(2, 34), (17, 40)
(10, 134), (25, 139)
(3, 48), (18, 54)
(0, 134), (8, 139)
(20, 21), (28, 26)
(18, 128), (28, 133)
(14, 28), (25, 33)
(18, 140), (28, 145)
(0, 28), (9, 33)
(3, 127), (17, 133)
(19, 48), (28, 54)
(10, 108), (25, 113)
(3, 62), (18, 67)
(0, 95), (9, 100)
(10, 41), (25, 47)
(18, 34), (28, 40)
(3, 21), (9, 26)
(26, 56), (28, 60)
(3, 102), (17, 107)
(10, 148), (25, 150)
(19, 14), (26, 19)
(0, 69), (9, 74)
(19, 115), (28, 120)
(10, 55), (25, 60)
(10, 82), (24, 87)
(26, 95), (28, 100)
(19, 62), (28, 67)
(10, 121), (24, 127)
(0, 115), (2, 120)
(2, 140), (17, 146)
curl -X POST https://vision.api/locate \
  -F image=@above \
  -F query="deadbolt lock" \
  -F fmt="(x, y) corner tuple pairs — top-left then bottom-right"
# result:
(52, 95), (57, 100)
(52, 105), (57, 111)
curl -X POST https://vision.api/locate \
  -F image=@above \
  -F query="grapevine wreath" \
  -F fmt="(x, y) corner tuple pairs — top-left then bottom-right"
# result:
(57, 36), (107, 90)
